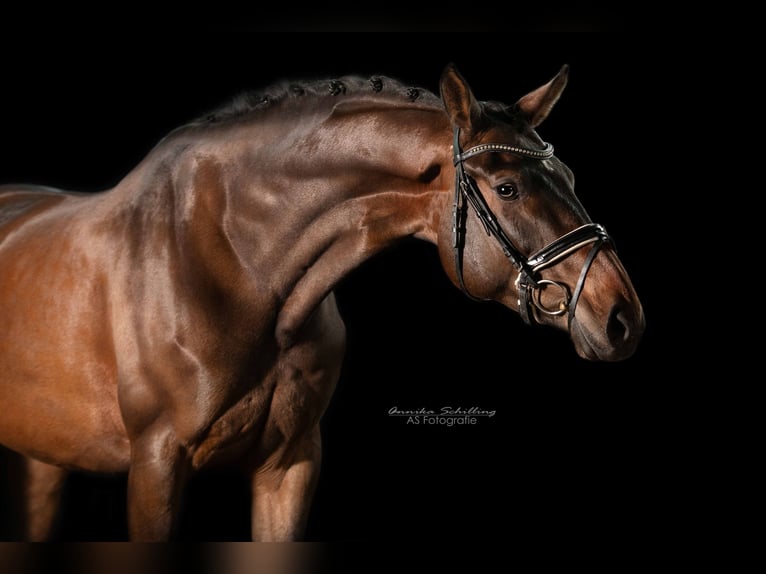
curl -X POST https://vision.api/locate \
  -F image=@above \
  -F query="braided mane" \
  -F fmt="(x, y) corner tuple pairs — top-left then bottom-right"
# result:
(198, 75), (441, 124)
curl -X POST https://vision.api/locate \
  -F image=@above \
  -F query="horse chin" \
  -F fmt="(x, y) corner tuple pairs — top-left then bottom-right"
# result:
(571, 330), (612, 361)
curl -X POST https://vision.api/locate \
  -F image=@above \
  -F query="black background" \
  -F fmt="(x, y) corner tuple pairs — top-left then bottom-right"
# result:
(0, 22), (697, 547)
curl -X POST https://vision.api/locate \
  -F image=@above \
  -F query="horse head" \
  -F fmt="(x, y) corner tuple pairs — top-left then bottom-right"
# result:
(437, 63), (645, 361)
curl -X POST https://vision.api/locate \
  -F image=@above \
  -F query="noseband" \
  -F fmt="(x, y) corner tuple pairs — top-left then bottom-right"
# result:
(451, 128), (611, 328)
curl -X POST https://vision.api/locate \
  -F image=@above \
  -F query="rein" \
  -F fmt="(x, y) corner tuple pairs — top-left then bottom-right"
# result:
(451, 128), (611, 328)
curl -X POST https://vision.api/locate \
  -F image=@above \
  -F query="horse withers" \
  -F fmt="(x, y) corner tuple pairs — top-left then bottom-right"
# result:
(0, 64), (644, 540)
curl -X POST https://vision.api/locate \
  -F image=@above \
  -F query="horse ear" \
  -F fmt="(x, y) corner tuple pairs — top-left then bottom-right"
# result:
(515, 64), (569, 128)
(440, 63), (481, 130)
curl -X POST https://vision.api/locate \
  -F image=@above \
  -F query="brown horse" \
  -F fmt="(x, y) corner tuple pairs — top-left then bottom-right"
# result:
(0, 63), (644, 541)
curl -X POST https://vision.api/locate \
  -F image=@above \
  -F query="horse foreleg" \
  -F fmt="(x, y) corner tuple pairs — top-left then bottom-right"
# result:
(126, 428), (188, 541)
(250, 426), (322, 541)
(23, 457), (68, 541)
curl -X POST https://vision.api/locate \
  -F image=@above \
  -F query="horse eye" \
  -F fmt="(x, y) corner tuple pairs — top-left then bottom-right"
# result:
(496, 183), (518, 199)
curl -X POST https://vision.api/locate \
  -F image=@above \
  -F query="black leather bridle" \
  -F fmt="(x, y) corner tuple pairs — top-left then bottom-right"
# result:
(451, 127), (611, 328)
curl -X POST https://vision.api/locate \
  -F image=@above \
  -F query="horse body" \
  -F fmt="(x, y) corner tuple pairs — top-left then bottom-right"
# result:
(0, 188), (129, 468)
(0, 66), (644, 540)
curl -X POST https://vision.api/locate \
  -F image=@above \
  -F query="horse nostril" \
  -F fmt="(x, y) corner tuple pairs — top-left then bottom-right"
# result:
(606, 304), (631, 345)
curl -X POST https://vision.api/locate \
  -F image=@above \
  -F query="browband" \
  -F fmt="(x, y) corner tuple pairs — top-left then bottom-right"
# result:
(455, 141), (554, 163)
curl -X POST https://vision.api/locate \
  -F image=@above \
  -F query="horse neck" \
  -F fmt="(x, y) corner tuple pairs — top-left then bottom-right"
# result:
(123, 105), (452, 348)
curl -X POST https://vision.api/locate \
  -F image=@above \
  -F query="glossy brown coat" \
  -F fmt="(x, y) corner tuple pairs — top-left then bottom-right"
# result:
(0, 64), (644, 540)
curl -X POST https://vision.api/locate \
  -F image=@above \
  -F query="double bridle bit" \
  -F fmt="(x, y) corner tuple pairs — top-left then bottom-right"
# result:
(451, 128), (612, 328)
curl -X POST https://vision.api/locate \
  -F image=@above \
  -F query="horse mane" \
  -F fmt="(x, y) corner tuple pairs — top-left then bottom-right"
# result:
(196, 74), (443, 124)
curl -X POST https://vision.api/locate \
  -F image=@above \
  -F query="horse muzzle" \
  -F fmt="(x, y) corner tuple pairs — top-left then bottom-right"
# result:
(569, 285), (646, 361)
